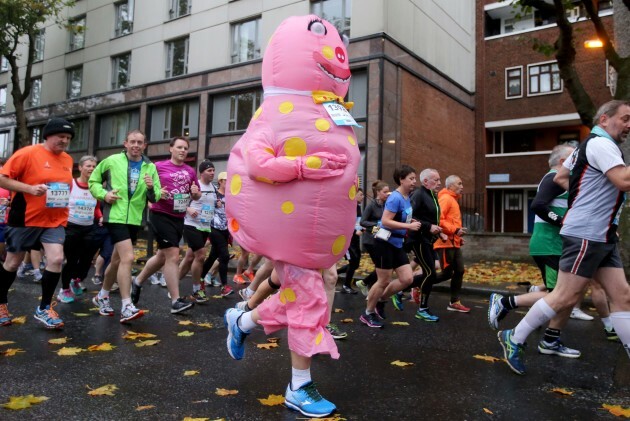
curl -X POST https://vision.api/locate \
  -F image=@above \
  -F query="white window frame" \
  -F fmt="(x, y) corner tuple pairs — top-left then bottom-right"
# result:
(527, 60), (562, 97)
(66, 67), (83, 99)
(163, 102), (191, 139)
(67, 119), (89, 152)
(98, 110), (140, 147)
(230, 17), (261, 64)
(165, 37), (189, 78)
(28, 77), (42, 108)
(31, 126), (42, 145)
(34, 28), (45, 62)
(228, 90), (261, 132)
(168, 0), (191, 20)
(69, 15), (86, 51)
(0, 56), (8, 72)
(114, 0), (134, 37)
(0, 86), (6, 113)
(310, 0), (351, 37)
(0, 131), (10, 157)
(112, 52), (131, 89)
(505, 65), (523, 99)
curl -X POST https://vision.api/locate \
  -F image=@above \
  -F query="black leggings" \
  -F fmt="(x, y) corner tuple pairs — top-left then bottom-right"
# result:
(344, 235), (361, 287)
(61, 223), (104, 289)
(362, 243), (378, 287)
(435, 247), (465, 302)
(202, 229), (230, 286)
(410, 240), (439, 308)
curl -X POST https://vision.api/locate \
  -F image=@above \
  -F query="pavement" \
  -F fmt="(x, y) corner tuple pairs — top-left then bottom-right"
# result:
(0, 267), (628, 420)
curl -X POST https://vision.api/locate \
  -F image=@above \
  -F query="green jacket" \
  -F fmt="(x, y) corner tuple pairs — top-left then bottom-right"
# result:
(89, 152), (161, 226)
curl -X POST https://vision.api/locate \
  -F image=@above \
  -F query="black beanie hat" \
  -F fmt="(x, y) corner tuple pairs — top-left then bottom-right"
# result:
(42, 118), (75, 140)
(199, 160), (215, 173)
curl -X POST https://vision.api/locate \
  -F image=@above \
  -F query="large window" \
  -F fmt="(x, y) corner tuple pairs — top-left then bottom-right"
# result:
(150, 100), (199, 141)
(67, 67), (82, 99)
(0, 131), (9, 157)
(310, 0), (351, 37)
(0, 86), (6, 113)
(169, 0), (191, 20)
(505, 66), (523, 99)
(212, 89), (262, 133)
(68, 119), (88, 152)
(29, 78), (42, 108)
(0, 57), (7, 72)
(30, 126), (43, 144)
(347, 69), (367, 120)
(112, 52), (131, 89)
(231, 18), (261, 64)
(98, 110), (140, 147)
(115, 0), (134, 37)
(69, 16), (86, 51)
(34, 29), (45, 62)
(528, 61), (562, 96)
(165, 37), (188, 78)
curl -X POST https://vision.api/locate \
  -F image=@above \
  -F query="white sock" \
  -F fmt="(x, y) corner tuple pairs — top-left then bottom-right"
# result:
(133, 277), (142, 287)
(610, 312), (630, 357)
(121, 298), (131, 310)
(98, 288), (110, 299)
(237, 311), (256, 332)
(601, 316), (613, 330)
(193, 284), (201, 293)
(291, 367), (311, 390)
(512, 298), (557, 344)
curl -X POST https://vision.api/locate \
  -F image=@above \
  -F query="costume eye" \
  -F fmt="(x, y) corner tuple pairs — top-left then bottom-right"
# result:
(308, 19), (327, 36)
(341, 34), (349, 47)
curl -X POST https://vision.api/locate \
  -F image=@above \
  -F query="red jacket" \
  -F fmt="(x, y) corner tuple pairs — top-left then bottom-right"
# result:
(434, 188), (462, 249)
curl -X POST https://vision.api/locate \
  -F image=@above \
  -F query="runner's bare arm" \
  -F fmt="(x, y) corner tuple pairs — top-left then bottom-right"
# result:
(0, 174), (47, 196)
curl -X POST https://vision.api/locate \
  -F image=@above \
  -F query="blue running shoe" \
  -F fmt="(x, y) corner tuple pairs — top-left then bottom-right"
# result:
(70, 279), (84, 296)
(391, 292), (404, 311)
(284, 382), (336, 418)
(34, 303), (64, 329)
(224, 308), (250, 360)
(488, 293), (508, 330)
(498, 329), (525, 375)
(359, 312), (383, 328)
(415, 308), (439, 322)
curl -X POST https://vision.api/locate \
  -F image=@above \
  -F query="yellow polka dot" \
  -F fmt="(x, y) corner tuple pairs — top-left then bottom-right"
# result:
(230, 174), (242, 196)
(348, 135), (356, 146)
(283, 137), (307, 158)
(331, 235), (346, 255)
(255, 176), (274, 184)
(315, 118), (330, 132)
(305, 156), (322, 169)
(315, 332), (323, 345)
(322, 46), (334, 60)
(278, 102), (294, 114)
(230, 219), (239, 233)
(279, 288), (296, 305)
(281, 201), (295, 214)
(348, 185), (357, 200)
(253, 107), (262, 120)
(264, 147), (275, 155)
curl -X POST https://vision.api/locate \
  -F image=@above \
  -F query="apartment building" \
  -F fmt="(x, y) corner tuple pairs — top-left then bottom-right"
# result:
(0, 0), (476, 198)
(476, 0), (615, 232)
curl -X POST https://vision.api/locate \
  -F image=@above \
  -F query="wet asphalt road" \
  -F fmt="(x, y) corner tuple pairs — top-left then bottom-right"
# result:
(1, 273), (628, 421)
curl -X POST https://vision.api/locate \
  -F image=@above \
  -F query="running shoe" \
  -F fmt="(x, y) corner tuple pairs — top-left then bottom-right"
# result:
(221, 285), (234, 297)
(192, 290), (208, 303)
(0, 303), (12, 326)
(537, 339), (581, 358)
(211, 277), (221, 287)
(355, 280), (369, 297)
(92, 295), (114, 316)
(92, 274), (103, 285)
(411, 287), (421, 305)
(235, 301), (249, 312)
(56, 288), (75, 304)
(111, 282), (119, 292)
(120, 303), (143, 323)
(238, 287), (253, 301)
(32, 269), (42, 283)
(171, 297), (194, 314)
(34, 303), (64, 329)
(570, 308), (594, 321)
(233, 274), (246, 284)
(158, 272), (167, 287)
(341, 285), (358, 295)
(326, 323), (347, 339)
(605, 327), (620, 342)
(284, 381), (336, 418)
(359, 312), (383, 328)
(224, 308), (250, 360)
(203, 273), (212, 286)
(70, 279), (84, 296)
(149, 274), (160, 285)
(447, 300), (471, 313)
(17, 262), (34, 278)
(415, 308), (439, 322)
(391, 292), (404, 311)
(131, 277), (142, 305)
(243, 270), (255, 282)
(488, 293), (508, 330)
(497, 329), (526, 375)
(375, 300), (386, 320)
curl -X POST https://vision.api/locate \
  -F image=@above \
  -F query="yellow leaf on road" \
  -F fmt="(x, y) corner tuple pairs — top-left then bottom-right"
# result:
(391, 322), (410, 326)
(340, 318), (353, 323)
(56, 347), (84, 356)
(215, 388), (239, 396)
(256, 342), (279, 350)
(87, 384), (118, 396)
(334, 308), (344, 313)
(258, 394), (285, 406)
(196, 322), (213, 328)
(2, 395), (49, 410)
(88, 343), (116, 352)
(551, 388), (574, 396)
(48, 337), (69, 345)
(3, 348), (25, 357)
(123, 331), (157, 340)
(602, 404), (630, 417)
(177, 331), (194, 337)
(11, 316), (26, 324)
(390, 360), (414, 367)
(135, 340), (160, 347)
(178, 320), (194, 326)
(483, 408), (494, 414)
(135, 405), (155, 411)
(182, 418), (209, 421)
(72, 313), (90, 317)
(211, 295), (223, 299)
(0, 340), (16, 346)
(89, 307), (100, 312)
(184, 370), (200, 376)
(473, 354), (501, 363)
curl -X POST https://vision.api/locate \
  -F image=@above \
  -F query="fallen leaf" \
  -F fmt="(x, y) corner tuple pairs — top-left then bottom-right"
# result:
(56, 347), (85, 356)
(123, 331), (157, 340)
(258, 394), (285, 406)
(183, 370), (200, 376)
(602, 404), (630, 418)
(11, 316), (26, 324)
(89, 307), (100, 312)
(182, 418), (209, 421)
(178, 320), (194, 326)
(135, 405), (155, 411)
(551, 388), (574, 396)
(215, 388), (239, 396)
(256, 342), (279, 350)
(88, 343), (116, 352)
(340, 318), (353, 323)
(334, 308), (344, 313)
(48, 337), (69, 345)
(267, 337), (280, 343)
(72, 313), (90, 317)
(483, 408), (494, 414)
(177, 331), (194, 337)
(0, 340), (16, 346)
(3, 348), (25, 357)
(87, 384), (118, 396)
(391, 322), (410, 326)
(135, 340), (160, 347)
(196, 322), (213, 328)
(211, 295), (223, 299)
(473, 354), (501, 363)
(1, 395), (49, 410)
(390, 360), (414, 367)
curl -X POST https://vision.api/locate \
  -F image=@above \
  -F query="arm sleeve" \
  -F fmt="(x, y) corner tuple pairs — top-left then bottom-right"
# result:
(88, 162), (107, 201)
(360, 201), (377, 229)
(530, 173), (566, 226)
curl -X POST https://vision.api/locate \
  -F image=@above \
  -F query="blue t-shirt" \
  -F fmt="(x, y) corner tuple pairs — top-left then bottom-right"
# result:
(128, 159), (142, 196)
(381, 190), (412, 248)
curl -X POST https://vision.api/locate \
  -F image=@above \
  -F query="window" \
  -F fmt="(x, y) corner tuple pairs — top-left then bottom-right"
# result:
(231, 18), (261, 64)
(29, 78), (42, 108)
(528, 61), (562, 95)
(30, 126), (42, 144)
(505, 66), (523, 99)
(115, 0), (134, 37)
(310, 0), (351, 37)
(0, 131), (9, 157)
(69, 16), (86, 51)
(504, 193), (522, 211)
(150, 100), (199, 140)
(67, 119), (88, 151)
(0, 56), (8, 72)
(112, 52), (131, 89)
(67, 67), (82, 99)
(98, 110), (140, 147)
(347, 69), (367, 120)
(34, 29), (45, 62)
(165, 37), (188, 78)
(212, 89), (262, 133)
(0, 86), (6, 113)
(169, 0), (191, 20)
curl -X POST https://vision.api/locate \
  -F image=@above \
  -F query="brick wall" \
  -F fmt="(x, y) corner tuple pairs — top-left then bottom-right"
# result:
(462, 232), (531, 262)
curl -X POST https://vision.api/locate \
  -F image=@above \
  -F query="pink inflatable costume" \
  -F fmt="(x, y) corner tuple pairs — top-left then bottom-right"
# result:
(226, 15), (360, 358)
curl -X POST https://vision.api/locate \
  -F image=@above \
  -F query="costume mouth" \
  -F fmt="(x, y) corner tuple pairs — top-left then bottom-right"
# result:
(313, 51), (351, 82)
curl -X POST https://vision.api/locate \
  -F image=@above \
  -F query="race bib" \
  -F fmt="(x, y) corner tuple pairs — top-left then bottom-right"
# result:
(46, 182), (70, 208)
(322, 102), (362, 127)
(173, 193), (190, 213)
(71, 198), (97, 222)
(0, 205), (6, 221)
(199, 204), (215, 228)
